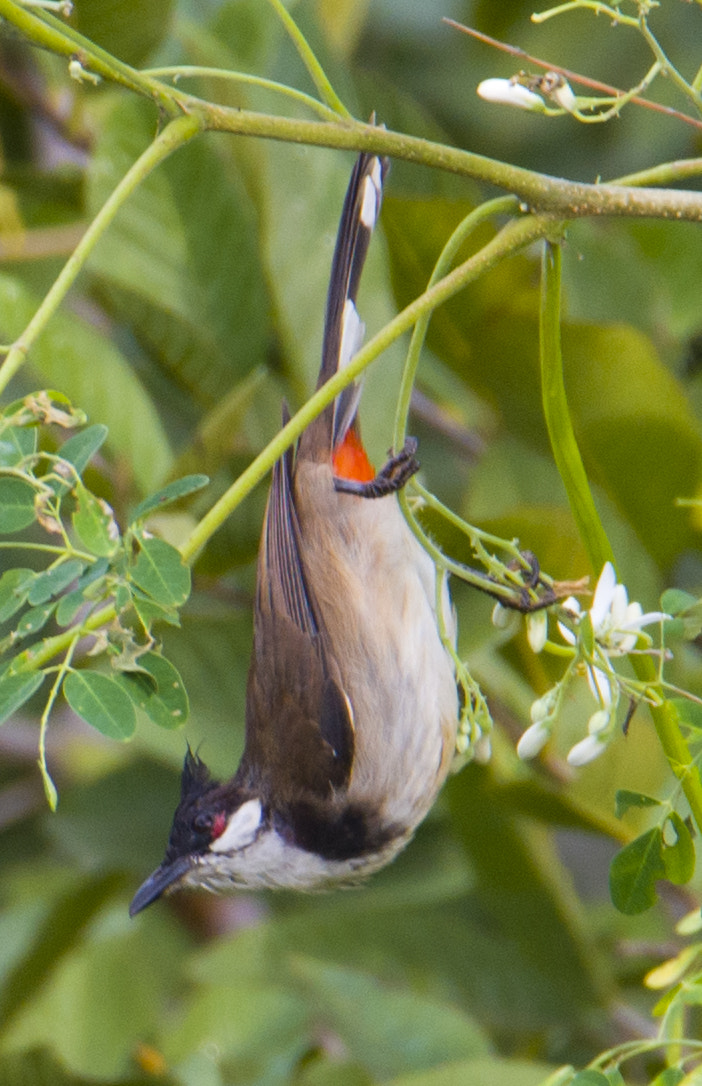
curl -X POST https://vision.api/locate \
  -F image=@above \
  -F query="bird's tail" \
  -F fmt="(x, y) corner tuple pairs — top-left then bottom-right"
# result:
(299, 149), (388, 478)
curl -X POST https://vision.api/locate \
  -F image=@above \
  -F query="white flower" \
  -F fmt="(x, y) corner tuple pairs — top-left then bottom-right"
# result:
(477, 78), (545, 112)
(517, 719), (551, 760)
(552, 82), (576, 112)
(567, 734), (607, 767)
(558, 562), (668, 656)
(526, 610), (548, 653)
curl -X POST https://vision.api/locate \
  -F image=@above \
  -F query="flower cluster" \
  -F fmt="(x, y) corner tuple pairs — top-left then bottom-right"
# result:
(517, 563), (669, 766)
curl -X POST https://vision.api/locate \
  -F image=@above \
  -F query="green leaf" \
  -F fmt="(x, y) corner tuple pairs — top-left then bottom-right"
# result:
(660, 588), (698, 615)
(609, 828), (666, 914)
(27, 559), (86, 606)
(0, 477), (37, 532)
(615, 789), (662, 819)
(0, 670), (44, 725)
(0, 274), (174, 495)
(118, 652), (189, 729)
(72, 484), (120, 557)
(0, 1047), (178, 1086)
(670, 697), (702, 732)
(368, 1057), (556, 1086)
(132, 592), (181, 633)
(55, 589), (88, 628)
(650, 1070), (685, 1086)
(86, 97), (270, 407)
(662, 813), (695, 886)
(129, 537), (191, 607)
(0, 872), (125, 1041)
(72, 0), (174, 66)
(0, 424), (36, 467)
(50, 424), (109, 497)
(446, 765), (607, 1021)
(570, 1074), (610, 1086)
(288, 957), (489, 1081)
(129, 473), (209, 524)
(63, 671), (136, 741)
(12, 601), (57, 640)
(0, 568), (36, 622)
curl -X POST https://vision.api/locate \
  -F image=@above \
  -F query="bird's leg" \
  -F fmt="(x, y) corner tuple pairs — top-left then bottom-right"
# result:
(334, 437), (420, 499)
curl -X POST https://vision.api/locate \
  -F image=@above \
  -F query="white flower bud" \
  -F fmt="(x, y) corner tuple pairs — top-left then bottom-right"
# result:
(587, 709), (610, 735)
(552, 81), (576, 112)
(567, 734), (606, 767)
(526, 611), (548, 653)
(477, 79), (545, 112)
(517, 720), (551, 760)
(530, 690), (556, 724)
(455, 732), (470, 754)
(473, 734), (492, 764)
(491, 602), (510, 629)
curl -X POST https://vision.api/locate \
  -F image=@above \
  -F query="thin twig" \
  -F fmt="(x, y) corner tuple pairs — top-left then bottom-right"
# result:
(442, 18), (702, 133)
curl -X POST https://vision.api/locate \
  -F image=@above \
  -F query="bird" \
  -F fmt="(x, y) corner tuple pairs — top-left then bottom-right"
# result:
(129, 149), (459, 915)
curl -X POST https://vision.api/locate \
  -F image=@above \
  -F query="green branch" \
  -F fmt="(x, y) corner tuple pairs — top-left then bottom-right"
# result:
(0, 1), (701, 223)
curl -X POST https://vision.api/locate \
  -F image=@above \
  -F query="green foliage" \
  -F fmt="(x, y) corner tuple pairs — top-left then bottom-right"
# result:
(0, 0), (701, 1084)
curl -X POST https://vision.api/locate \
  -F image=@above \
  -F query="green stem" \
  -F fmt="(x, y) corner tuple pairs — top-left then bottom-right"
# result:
(540, 243), (702, 838)
(2, 2), (702, 221)
(181, 212), (554, 564)
(532, 1), (638, 27)
(0, 113), (202, 397)
(145, 66), (341, 122)
(263, 0), (351, 118)
(199, 111), (702, 223)
(638, 13), (702, 116)
(393, 194), (519, 449)
(14, 600), (115, 674)
(37, 632), (78, 810)
(634, 658), (702, 836)
(539, 241), (614, 575)
(613, 158), (702, 187)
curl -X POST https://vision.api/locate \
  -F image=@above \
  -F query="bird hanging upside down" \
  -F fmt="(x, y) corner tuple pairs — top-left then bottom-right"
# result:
(130, 148), (459, 916)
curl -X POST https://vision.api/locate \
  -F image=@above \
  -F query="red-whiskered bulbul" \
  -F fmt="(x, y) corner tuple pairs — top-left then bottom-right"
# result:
(129, 151), (459, 915)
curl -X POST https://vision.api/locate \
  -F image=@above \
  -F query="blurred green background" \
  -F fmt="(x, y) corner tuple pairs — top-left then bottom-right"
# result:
(0, 1), (701, 1083)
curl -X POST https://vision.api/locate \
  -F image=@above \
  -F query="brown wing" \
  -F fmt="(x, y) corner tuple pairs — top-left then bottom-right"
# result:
(241, 446), (354, 801)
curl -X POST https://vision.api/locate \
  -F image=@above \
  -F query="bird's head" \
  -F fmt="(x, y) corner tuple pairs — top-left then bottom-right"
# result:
(129, 749), (264, 915)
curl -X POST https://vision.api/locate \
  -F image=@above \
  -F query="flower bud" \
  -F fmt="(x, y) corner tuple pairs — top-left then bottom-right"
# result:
(473, 734), (492, 764)
(552, 81), (576, 112)
(477, 78), (545, 112)
(491, 602), (510, 629)
(530, 690), (556, 724)
(587, 709), (610, 735)
(526, 611), (548, 653)
(517, 720), (551, 760)
(566, 734), (606, 767)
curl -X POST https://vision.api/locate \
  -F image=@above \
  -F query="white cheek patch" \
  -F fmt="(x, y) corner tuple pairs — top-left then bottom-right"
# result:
(360, 172), (380, 229)
(210, 799), (263, 853)
(339, 298), (364, 369)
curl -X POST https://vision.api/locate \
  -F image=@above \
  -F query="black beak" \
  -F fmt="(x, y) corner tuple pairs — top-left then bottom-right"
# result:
(129, 855), (194, 916)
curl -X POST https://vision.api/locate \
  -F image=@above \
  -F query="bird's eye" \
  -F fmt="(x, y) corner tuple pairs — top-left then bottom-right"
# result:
(193, 812), (214, 834)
